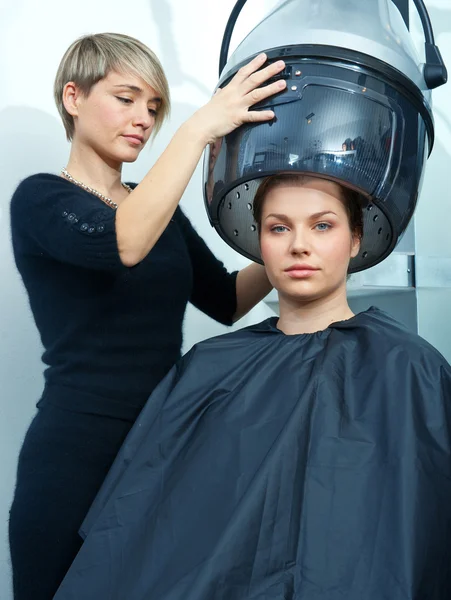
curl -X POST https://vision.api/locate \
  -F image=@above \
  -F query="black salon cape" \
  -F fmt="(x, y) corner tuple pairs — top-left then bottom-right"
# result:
(54, 308), (451, 600)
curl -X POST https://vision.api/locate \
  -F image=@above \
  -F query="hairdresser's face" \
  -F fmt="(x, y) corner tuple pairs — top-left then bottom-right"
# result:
(259, 180), (360, 304)
(65, 70), (161, 165)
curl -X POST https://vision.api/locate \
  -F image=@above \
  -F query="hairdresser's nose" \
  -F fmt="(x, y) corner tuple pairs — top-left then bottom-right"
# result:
(132, 103), (154, 130)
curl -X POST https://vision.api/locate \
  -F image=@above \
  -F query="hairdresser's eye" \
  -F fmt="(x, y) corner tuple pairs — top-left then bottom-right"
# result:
(315, 222), (331, 231)
(271, 225), (288, 233)
(116, 96), (133, 104)
(148, 108), (158, 117)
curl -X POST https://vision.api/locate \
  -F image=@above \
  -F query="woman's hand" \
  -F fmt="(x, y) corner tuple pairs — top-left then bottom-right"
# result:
(191, 53), (287, 145)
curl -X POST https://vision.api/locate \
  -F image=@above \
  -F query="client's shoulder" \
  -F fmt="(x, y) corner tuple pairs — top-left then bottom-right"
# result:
(357, 307), (450, 370)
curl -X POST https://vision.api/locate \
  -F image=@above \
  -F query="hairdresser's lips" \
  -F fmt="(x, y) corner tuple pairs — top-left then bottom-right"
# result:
(284, 264), (320, 279)
(123, 134), (144, 145)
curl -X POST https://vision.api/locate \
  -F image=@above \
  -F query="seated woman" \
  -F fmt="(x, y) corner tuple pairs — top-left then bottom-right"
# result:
(54, 175), (451, 600)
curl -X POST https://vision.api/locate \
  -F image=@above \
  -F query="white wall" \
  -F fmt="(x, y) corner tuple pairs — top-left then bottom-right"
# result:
(0, 1), (275, 596)
(0, 1), (450, 597)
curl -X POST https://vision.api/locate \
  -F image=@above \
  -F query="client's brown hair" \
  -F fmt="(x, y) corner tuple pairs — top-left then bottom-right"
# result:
(252, 174), (363, 240)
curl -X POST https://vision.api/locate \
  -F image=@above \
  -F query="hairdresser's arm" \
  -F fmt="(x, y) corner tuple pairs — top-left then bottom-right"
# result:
(234, 263), (272, 321)
(115, 54), (286, 267)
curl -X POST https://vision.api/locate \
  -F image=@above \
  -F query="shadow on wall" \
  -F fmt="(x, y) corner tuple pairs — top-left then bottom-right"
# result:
(149, 0), (213, 97)
(0, 106), (69, 599)
(144, 0), (216, 160)
(145, 0), (215, 191)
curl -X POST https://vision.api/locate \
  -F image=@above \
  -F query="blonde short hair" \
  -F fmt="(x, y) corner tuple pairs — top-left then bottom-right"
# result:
(54, 32), (170, 140)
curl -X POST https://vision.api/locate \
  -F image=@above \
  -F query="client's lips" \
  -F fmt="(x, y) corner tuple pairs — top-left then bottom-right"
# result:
(285, 264), (318, 272)
(284, 264), (319, 278)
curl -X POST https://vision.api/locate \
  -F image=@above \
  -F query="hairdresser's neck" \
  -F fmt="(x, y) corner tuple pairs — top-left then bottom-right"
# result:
(277, 286), (354, 335)
(64, 138), (124, 197)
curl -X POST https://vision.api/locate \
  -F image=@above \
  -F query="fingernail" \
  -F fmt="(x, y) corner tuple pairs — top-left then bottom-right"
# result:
(258, 52), (266, 59)
(277, 60), (285, 67)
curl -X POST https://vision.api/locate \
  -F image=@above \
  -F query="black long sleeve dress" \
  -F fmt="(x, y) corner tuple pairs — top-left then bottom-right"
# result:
(8, 173), (238, 600)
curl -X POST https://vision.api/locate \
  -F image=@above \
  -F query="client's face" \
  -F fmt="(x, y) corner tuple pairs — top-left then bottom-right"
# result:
(259, 180), (360, 303)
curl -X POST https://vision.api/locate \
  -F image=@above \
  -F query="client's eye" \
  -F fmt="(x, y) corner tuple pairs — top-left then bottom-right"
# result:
(271, 225), (289, 233)
(315, 223), (331, 231)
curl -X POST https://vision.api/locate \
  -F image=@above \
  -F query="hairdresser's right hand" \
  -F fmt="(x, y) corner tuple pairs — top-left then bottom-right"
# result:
(191, 53), (287, 145)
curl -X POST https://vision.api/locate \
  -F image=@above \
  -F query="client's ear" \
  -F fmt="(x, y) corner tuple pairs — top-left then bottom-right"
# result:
(350, 234), (361, 259)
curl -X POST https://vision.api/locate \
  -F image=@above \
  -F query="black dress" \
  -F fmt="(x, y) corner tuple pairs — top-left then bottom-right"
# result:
(54, 309), (451, 600)
(8, 173), (238, 600)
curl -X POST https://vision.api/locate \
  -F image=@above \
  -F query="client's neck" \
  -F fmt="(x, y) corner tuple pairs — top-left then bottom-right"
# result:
(276, 288), (354, 335)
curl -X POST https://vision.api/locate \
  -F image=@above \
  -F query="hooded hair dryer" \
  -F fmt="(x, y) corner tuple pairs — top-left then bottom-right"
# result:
(203, 0), (447, 273)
